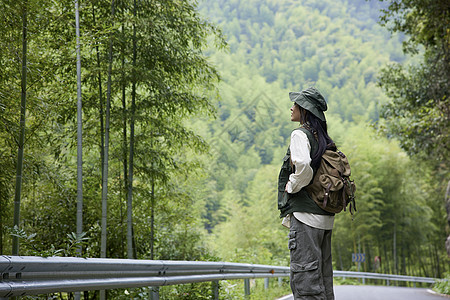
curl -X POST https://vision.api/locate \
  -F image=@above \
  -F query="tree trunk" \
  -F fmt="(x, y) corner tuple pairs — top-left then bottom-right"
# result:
(127, 0), (137, 259)
(363, 242), (368, 272)
(151, 179), (155, 260)
(393, 222), (397, 274)
(12, 0), (28, 256)
(433, 243), (441, 278)
(383, 244), (390, 274)
(75, 0), (83, 256)
(121, 23), (128, 259)
(92, 3), (104, 187)
(336, 241), (343, 270)
(428, 244), (436, 277)
(407, 244), (412, 276)
(0, 199), (2, 254)
(101, 0), (115, 259)
(400, 246), (406, 286)
(100, 2), (114, 299)
(416, 244), (428, 277)
(445, 180), (450, 257)
(401, 241), (406, 275)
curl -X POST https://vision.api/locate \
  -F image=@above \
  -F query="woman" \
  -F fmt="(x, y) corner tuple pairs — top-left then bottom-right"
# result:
(277, 87), (335, 300)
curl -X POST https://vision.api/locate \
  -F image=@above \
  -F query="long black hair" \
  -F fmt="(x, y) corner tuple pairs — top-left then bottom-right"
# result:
(299, 105), (334, 169)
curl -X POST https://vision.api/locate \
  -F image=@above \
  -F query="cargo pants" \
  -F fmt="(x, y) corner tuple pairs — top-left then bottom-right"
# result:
(289, 215), (334, 300)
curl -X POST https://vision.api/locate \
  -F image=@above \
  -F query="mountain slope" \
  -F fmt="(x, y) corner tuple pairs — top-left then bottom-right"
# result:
(199, 0), (404, 122)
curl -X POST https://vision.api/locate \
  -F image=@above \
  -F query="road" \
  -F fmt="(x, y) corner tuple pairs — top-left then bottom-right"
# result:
(278, 285), (449, 300)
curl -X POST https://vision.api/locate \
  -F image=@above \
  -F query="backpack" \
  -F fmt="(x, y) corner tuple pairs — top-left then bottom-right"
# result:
(306, 144), (356, 214)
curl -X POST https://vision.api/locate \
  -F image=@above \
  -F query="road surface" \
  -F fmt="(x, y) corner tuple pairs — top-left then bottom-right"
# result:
(278, 285), (449, 300)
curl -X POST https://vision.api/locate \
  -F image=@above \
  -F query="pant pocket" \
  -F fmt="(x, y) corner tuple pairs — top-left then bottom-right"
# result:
(290, 260), (322, 296)
(288, 231), (296, 250)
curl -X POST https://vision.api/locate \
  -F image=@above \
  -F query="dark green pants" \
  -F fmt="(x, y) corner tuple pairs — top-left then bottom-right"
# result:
(289, 215), (334, 300)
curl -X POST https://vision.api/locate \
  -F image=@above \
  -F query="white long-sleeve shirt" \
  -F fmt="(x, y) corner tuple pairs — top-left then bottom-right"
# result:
(286, 130), (314, 193)
(282, 129), (334, 230)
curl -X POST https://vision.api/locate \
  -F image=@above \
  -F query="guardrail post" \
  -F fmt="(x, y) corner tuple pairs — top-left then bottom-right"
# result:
(278, 277), (282, 287)
(149, 287), (159, 300)
(244, 278), (250, 297)
(212, 280), (219, 300)
(386, 279), (390, 286)
(264, 278), (269, 289)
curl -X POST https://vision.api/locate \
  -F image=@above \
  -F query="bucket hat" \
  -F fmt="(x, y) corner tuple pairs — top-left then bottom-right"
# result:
(289, 87), (327, 122)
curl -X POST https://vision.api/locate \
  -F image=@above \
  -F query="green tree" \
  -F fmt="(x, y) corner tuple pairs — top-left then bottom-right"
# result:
(377, 0), (450, 255)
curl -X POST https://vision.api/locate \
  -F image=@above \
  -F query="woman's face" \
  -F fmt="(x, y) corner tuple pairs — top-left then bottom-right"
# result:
(290, 103), (301, 122)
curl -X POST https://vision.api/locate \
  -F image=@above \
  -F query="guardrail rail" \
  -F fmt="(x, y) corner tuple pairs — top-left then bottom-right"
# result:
(0, 255), (440, 298)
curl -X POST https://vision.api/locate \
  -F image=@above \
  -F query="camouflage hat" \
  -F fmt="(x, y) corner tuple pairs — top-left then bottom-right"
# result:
(289, 87), (328, 122)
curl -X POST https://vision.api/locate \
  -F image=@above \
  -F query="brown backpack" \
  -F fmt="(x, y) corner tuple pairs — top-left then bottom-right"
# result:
(306, 144), (356, 214)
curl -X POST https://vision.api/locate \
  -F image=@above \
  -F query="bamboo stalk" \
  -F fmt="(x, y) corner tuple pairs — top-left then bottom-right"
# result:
(74, 0), (83, 257)
(127, 0), (138, 259)
(12, 0), (28, 256)
(101, 0), (115, 260)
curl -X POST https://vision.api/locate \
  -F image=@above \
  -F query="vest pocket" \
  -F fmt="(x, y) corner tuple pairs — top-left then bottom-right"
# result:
(278, 191), (289, 209)
(290, 260), (321, 296)
(282, 154), (290, 167)
(278, 155), (291, 190)
(278, 154), (292, 210)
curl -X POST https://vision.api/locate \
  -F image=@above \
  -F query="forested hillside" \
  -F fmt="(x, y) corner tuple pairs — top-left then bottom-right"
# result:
(200, 0), (407, 121)
(194, 0), (448, 279)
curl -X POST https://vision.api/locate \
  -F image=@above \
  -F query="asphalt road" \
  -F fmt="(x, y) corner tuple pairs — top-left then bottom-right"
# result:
(278, 285), (449, 300)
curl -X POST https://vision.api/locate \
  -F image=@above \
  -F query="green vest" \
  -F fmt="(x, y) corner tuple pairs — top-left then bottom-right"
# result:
(278, 127), (334, 218)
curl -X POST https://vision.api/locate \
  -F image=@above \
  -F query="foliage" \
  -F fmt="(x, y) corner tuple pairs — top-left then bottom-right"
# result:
(10, 226), (90, 257)
(204, 279), (291, 300)
(433, 273), (450, 295)
(333, 277), (362, 286)
(108, 283), (214, 300)
(378, 62), (449, 168)
(377, 0), (449, 169)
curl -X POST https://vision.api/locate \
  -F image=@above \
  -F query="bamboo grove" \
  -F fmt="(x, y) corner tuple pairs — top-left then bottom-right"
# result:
(0, 0), (225, 261)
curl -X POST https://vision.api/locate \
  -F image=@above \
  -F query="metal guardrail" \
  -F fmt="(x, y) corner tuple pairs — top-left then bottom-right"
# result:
(0, 256), (288, 297)
(333, 270), (438, 285)
(0, 255), (440, 298)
